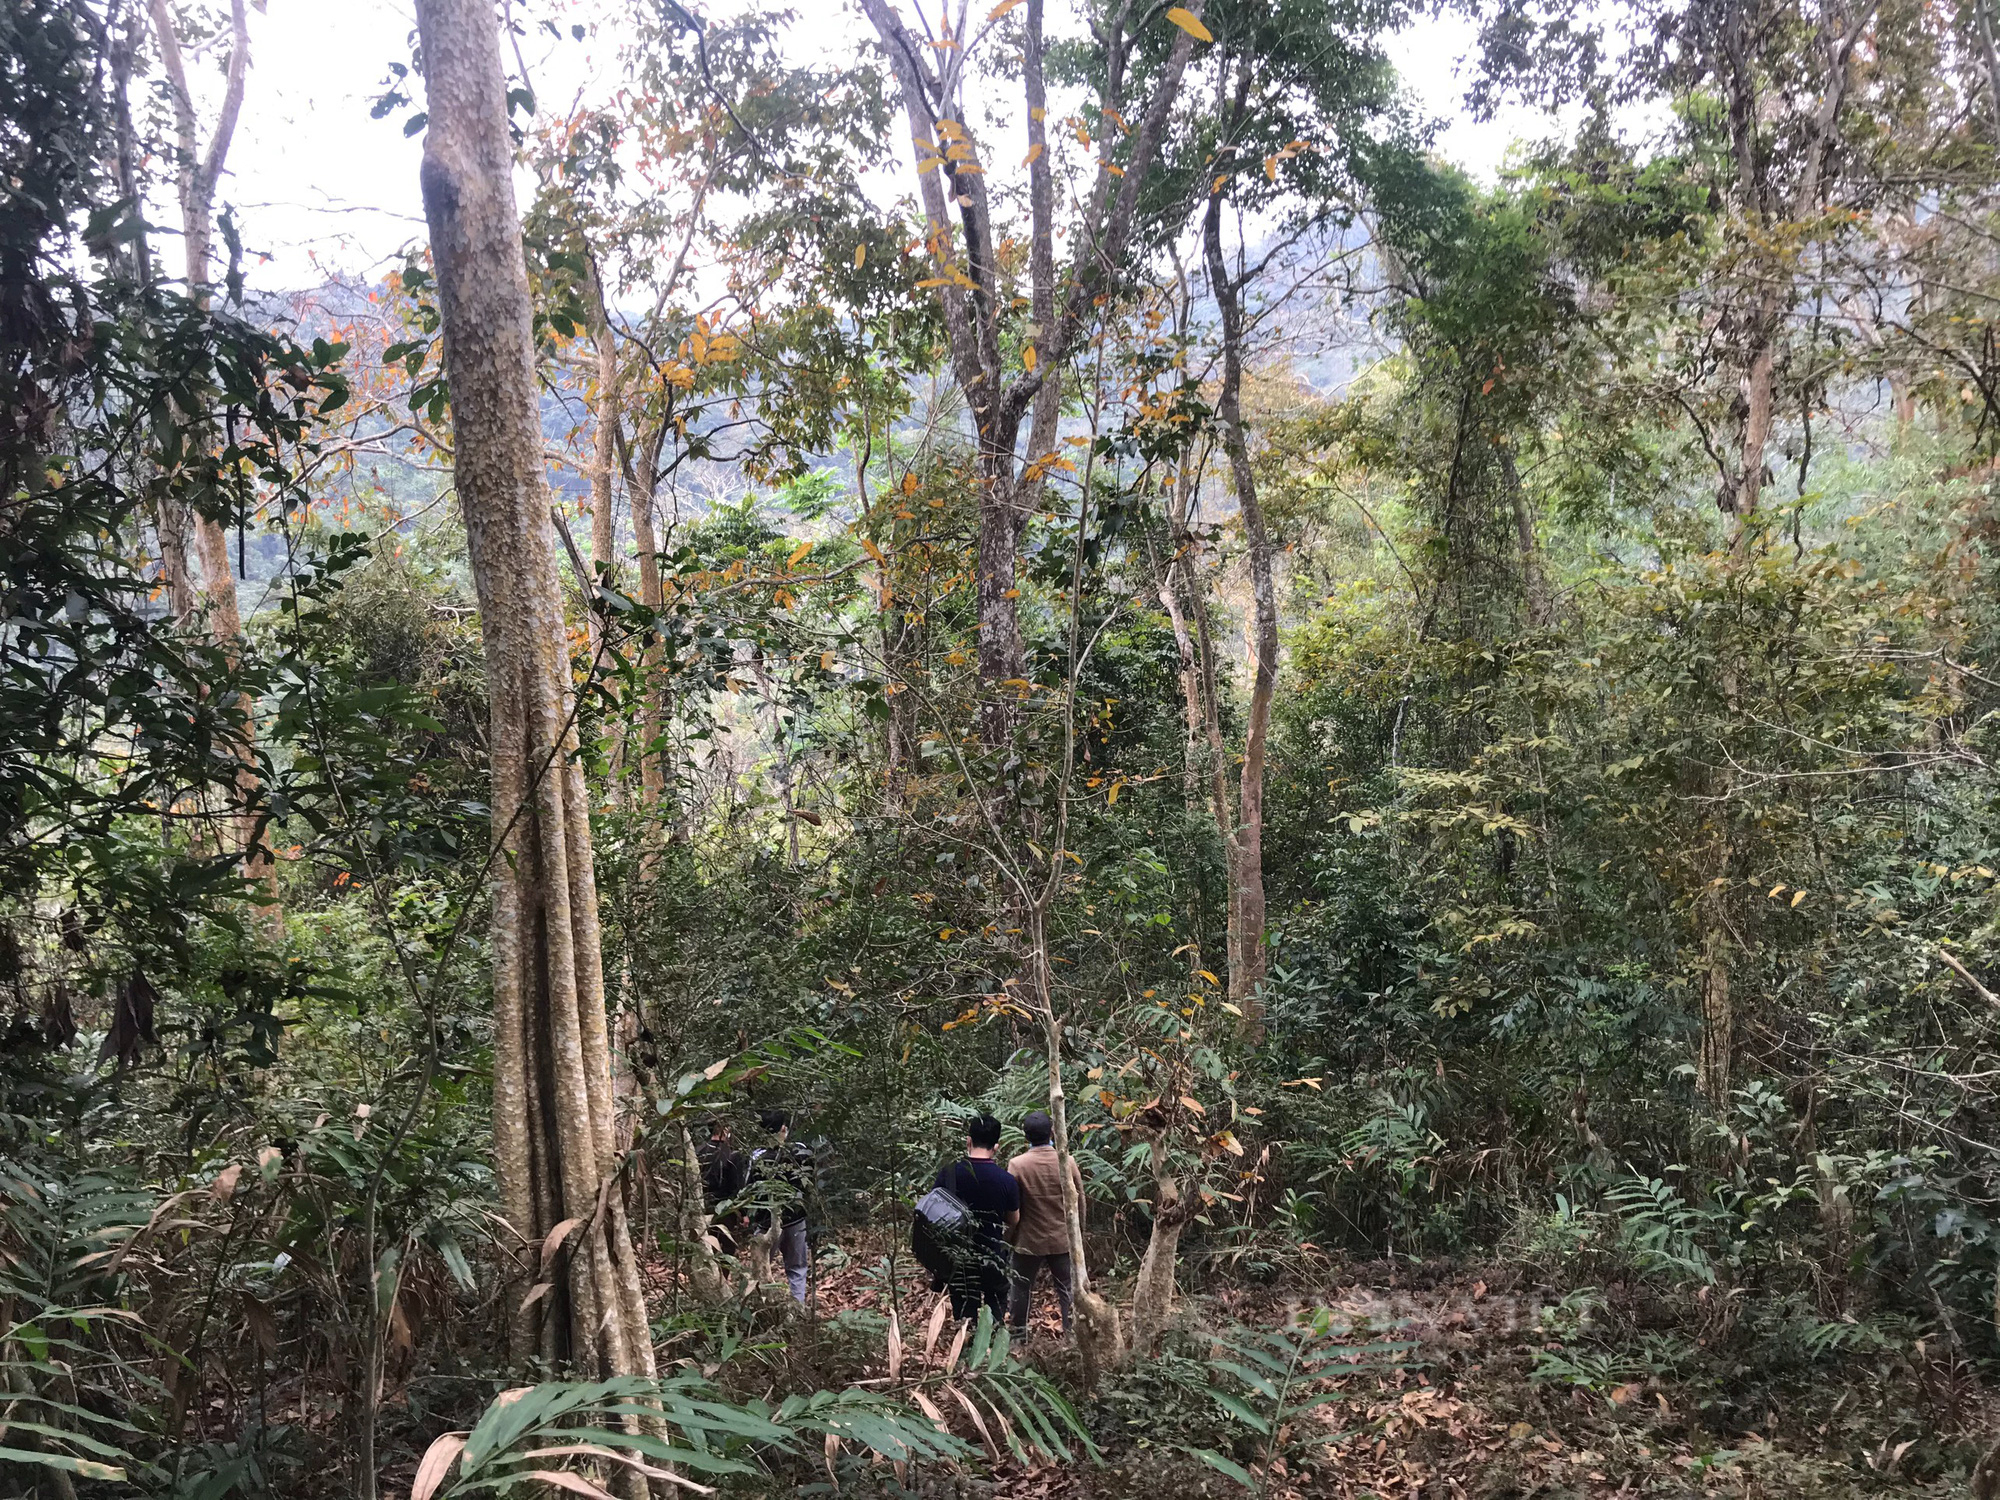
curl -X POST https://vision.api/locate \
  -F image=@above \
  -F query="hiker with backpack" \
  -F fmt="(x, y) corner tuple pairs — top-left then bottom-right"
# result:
(915, 1112), (1019, 1323)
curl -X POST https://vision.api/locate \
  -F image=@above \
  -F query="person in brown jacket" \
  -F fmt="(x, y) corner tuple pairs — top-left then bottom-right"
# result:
(1005, 1110), (1084, 1338)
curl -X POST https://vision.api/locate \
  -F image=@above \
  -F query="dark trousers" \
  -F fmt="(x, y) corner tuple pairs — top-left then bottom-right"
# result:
(948, 1241), (1011, 1323)
(1008, 1251), (1074, 1335)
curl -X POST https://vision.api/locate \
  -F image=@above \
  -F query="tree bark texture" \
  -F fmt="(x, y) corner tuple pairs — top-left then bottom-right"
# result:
(1204, 194), (1274, 1021)
(413, 0), (653, 1379)
(1128, 1131), (1193, 1357)
(588, 297), (628, 807)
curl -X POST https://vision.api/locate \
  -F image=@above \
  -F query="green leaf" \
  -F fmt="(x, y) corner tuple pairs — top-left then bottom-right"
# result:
(0, 1447), (125, 1481)
(1208, 1359), (1280, 1398)
(1186, 1446), (1256, 1487)
(0, 1419), (130, 1459)
(1206, 1388), (1272, 1433)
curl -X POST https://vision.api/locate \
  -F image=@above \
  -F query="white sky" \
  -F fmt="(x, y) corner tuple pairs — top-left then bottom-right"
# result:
(210, 0), (1570, 295)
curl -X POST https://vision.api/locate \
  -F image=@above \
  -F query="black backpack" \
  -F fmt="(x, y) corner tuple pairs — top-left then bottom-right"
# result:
(911, 1161), (986, 1284)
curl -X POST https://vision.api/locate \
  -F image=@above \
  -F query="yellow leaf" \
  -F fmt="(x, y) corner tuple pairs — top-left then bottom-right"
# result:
(1022, 344), (1038, 371)
(902, 471), (919, 495)
(525, 1474), (620, 1500)
(788, 541), (812, 567)
(1216, 1130), (1244, 1156)
(1791, 889), (1808, 907)
(1106, 780), (1121, 804)
(1284, 1076), (1323, 1090)
(1211, 173), (1230, 194)
(861, 536), (886, 563)
(854, 244), (867, 267)
(1030, 106), (1046, 122)
(410, 1440), (468, 1500)
(1165, 6), (1213, 41)
(1220, 1001), (1243, 1016)
(1024, 142), (1044, 166)
(988, 0), (1024, 15)
(1768, 883), (1786, 898)
(820, 650), (836, 671)
(1197, 969), (1220, 986)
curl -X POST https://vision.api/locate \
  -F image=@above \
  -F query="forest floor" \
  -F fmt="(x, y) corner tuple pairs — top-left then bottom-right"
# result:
(801, 1241), (1987, 1500)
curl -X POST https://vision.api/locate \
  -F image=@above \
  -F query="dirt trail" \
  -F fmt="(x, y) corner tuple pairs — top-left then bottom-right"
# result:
(643, 1237), (1967, 1498)
(798, 1252), (1964, 1499)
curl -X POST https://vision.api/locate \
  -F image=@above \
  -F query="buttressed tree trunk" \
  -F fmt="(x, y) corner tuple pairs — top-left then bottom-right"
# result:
(413, 0), (654, 1379)
(148, 0), (280, 920)
(1204, 195), (1274, 1023)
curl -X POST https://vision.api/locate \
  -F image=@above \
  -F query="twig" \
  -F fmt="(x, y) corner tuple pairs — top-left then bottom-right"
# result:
(1937, 947), (2000, 1009)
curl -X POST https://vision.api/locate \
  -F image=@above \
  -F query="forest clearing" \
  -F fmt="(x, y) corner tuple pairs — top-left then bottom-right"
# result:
(7, 0), (2000, 1493)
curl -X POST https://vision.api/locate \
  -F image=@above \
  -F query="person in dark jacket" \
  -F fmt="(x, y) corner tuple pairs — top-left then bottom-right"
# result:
(933, 1113), (1019, 1322)
(749, 1109), (813, 1302)
(695, 1118), (746, 1253)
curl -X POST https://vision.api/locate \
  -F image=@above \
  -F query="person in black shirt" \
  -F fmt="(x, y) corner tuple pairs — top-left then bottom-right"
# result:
(749, 1110), (814, 1302)
(933, 1113), (1019, 1322)
(695, 1119), (745, 1254)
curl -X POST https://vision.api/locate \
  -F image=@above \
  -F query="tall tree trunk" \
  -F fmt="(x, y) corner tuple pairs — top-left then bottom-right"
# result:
(1704, 916), (1736, 1104)
(1204, 198), (1274, 1025)
(974, 462), (1031, 741)
(627, 456), (670, 858)
(1026, 906), (1123, 1379)
(1156, 471), (1212, 810)
(589, 296), (628, 807)
(148, 0), (280, 921)
(413, 0), (654, 1382)
(1731, 328), (1779, 531)
(1128, 1130), (1192, 1357)
(1158, 564), (1205, 807)
(1500, 447), (1550, 627)
(859, 0), (1201, 743)
(1707, 0), (1870, 537)
(1698, 660), (1740, 1112)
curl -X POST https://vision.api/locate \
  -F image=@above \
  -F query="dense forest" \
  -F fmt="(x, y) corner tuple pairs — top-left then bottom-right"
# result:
(10, 0), (2000, 1493)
